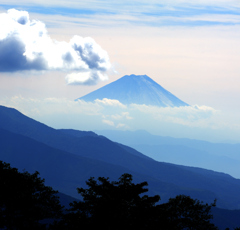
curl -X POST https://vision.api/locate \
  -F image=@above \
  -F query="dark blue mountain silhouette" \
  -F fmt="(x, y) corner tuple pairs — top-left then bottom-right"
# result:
(76, 74), (188, 107)
(1, 105), (240, 211)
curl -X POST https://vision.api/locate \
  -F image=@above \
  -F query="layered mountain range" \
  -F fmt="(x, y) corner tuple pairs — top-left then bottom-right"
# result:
(77, 74), (189, 107)
(96, 130), (240, 179)
(0, 104), (239, 207)
(1, 105), (240, 229)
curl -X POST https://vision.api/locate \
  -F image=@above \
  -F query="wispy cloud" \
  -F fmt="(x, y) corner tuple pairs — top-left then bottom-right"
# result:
(102, 119), (115, 127)
(1, 1), (240, 27)
(130, 104), (218, 128)
(0, 9), (112, 85)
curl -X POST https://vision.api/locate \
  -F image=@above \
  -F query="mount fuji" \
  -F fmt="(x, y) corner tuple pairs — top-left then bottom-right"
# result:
(76, 74), (189, 107)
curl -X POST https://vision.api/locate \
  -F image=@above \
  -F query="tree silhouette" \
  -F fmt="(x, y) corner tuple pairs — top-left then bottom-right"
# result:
(159, 194), (218, 230)
(0, 161), (225, 230)
(57, 173), (160, 230)
(56, 173), (218, 230)
(0, 161), (62, 230)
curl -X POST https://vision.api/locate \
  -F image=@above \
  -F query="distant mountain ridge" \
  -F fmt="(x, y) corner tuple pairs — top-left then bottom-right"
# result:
(95, 130), (240, 179)
(77, 74), (188, 107)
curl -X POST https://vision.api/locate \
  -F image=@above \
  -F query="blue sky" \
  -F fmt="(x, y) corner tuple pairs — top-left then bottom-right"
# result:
(1, 1), (240, 142)
(1, 1), (240, 26)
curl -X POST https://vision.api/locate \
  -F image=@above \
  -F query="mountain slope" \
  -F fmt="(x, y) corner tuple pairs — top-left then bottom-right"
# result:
(77, 74), (188, 107)
(0, 128), (171, 198)
(0, 127), (211, 204)
(1, 105), (240, 209)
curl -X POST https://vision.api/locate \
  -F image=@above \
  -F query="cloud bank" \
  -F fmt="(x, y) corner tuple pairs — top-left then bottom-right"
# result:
(3, 96), (240, 142)
(0, 9), (112, 85)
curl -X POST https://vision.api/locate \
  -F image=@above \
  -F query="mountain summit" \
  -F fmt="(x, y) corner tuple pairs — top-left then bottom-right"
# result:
(76, 74), (188, 107)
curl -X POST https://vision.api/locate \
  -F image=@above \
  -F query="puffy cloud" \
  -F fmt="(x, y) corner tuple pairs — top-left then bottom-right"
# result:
(0, 9), (112, 85)
(65, 71), (108, 85)
(94, 98), (127, 108)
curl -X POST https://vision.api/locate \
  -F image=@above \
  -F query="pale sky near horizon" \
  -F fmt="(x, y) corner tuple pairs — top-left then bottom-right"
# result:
(1, 1), (240, 142)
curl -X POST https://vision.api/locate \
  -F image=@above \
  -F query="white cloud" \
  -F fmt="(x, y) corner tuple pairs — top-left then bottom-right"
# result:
(111, 112), (133, 120)
(102, 119), (115, 126)
(0, 96), (103, 116)
(94, 98), (127, 108)
(66, 71), (108, 85)
(0, 9), (112, 85)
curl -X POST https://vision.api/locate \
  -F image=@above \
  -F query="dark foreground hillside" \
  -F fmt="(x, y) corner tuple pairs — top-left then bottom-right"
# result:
(2, 160), (240, 230)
